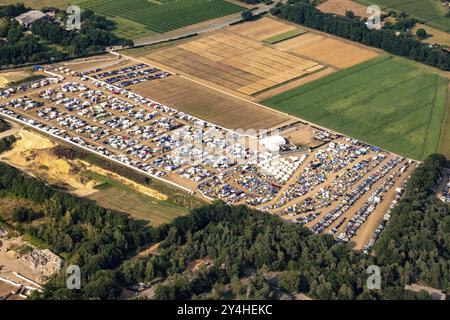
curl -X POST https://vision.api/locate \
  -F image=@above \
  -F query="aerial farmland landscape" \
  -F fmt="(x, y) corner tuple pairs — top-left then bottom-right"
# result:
(0, 0), (449, 308)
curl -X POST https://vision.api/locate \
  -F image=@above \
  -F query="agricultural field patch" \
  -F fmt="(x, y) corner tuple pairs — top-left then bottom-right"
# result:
(226, 17), (298, 41)
(0, 0), (75, 8)
(317, 0), (371, 18)
(275, 32), (379, 69)
(143, 30), (323, 96)
(78, 0), (244, 37)
(263, 29), (307, 44)
(131, 75), (290, 130)
(354, 0), (450, 32)
(264, 56), (449, 160)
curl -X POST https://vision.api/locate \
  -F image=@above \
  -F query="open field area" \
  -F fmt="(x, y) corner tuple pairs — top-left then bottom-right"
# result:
(226, 17), (299, 41)
(274, 32), (380, 69)
(438, 90), (450, 159)
(78, 0), (244, 39)
(0, 0), (74, 8)
(0, 69), (41, 89)
(317, 0), (371, 18)
(141, 30), (323, 96)
(131, 75), (290, 130)
(264, 56), (449, 160)
(354, 0), (450, 31)
(86, 171), (189, 226)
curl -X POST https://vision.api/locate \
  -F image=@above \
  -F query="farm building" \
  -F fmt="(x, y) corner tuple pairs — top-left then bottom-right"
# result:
(15, 10), (47, 28)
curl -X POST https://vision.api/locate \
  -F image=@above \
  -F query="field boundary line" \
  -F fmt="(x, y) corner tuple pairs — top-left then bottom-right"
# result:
(419, 74), (439, 160)
(116, 51), (292, 127)
(265, 56), (392, 105)
(437, 79), (450, 157)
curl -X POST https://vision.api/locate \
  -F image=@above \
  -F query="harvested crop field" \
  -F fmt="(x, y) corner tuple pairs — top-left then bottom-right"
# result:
(131, 75), (290, 130)
(264, 56), (449, 160)
(142, 30), (323, 96)
(317, 0), (371, 18)
(226, 17), (299, 41)
(275, 32), (379, 69)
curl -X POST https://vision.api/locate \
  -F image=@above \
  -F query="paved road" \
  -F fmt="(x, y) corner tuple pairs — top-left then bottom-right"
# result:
(111, 0), (285, 49)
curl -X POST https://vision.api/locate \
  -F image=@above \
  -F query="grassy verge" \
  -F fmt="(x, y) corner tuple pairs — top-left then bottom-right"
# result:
(263, 28), (307, 44)
(86, 171), (190, 226)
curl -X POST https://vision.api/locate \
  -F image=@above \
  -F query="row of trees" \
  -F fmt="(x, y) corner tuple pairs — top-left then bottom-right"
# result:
(271, 1), (450, 71)
(0, 20), (64, 67)
(0, 118), (11, 132)
(375, 154), (450, 290)
(0, 4), (133, 68)
(0, 135), (16, 153)
(30, 10), (133, 56)
(0, 3), (27, 18)
(0, 162), (159, 299)
(119, 154), (449, 300)
(1, 151), (448, 299)
(116, 202), (421, 300)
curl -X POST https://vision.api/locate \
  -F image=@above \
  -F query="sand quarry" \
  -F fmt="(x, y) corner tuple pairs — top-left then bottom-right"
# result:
(0, 129), (166, 200)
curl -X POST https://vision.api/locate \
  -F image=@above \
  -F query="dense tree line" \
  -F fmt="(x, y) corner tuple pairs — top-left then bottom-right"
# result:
(375, 154), (450, 291)
(0, 118), (11, 132)
(11, 206), (38, 223)
(1, 151), (448, 300)
(271, 1), (450, 71)
(30, 10), (133, 56)
(117, 200), (432, 300)
(0, 5), (133, 68)
(0, 135), (16, 153)
(0, 20), (63, 67)
(0, 3), (27, 18)
(0, 162), (158, 299)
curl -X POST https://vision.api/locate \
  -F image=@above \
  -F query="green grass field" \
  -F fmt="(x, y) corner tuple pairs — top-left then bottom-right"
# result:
(264, 56), (449, 160)
(78, 0), (244, 39)
(354, 0), (450, 32)
(86, 171), (189, 226)
(263, 29), (307, 44)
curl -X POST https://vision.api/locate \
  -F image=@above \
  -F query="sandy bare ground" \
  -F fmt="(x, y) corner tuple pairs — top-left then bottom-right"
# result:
(64, 55), (128, 73)
(350, 162), (416, 250)
(0, 130), (98, 197)
(0, 237), (45, 286)
(0, 68), (34, 89)
(317, 0), (370, 18)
